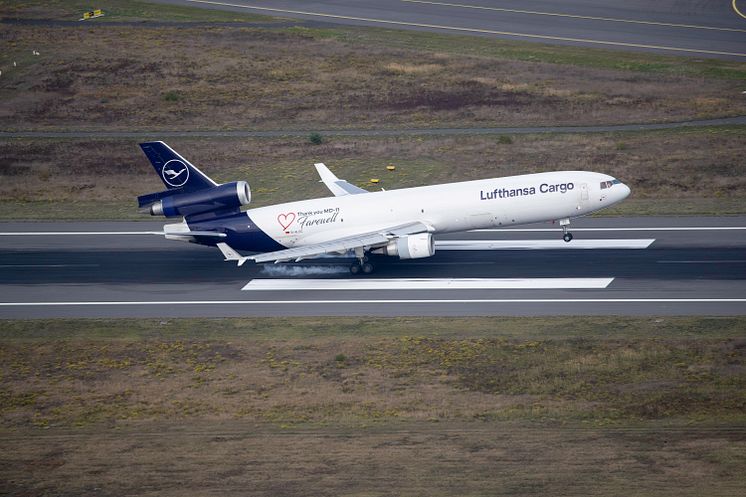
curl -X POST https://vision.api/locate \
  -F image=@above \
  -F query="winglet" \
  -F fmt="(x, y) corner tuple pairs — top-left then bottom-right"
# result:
(314, 163), (368, 196)
(314, 162), (339, 183)
(217, 242), (249, 267)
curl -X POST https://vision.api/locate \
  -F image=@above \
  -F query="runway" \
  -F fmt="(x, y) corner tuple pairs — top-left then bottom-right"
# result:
(156, 0), (746, 59)
(1, 216), (744, 318)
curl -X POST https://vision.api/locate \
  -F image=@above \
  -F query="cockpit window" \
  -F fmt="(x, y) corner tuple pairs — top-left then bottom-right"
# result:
(600, 179), (622, 189)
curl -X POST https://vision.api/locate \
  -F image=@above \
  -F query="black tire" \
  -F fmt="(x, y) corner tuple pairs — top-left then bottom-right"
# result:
(361, 262), (374, 274)
(563, 232), (573, 243)
(350, 263), (361, 275)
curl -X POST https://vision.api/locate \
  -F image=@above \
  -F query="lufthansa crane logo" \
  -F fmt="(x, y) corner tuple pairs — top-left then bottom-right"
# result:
(161, 160), (189, 188)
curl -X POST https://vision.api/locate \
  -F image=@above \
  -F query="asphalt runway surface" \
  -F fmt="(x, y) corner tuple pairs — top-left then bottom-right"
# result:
(1, 216), (744, 318)
(156, 0), (746, 59)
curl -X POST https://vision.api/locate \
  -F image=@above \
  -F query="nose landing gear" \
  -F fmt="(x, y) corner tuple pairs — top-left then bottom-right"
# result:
(559, 218), (573, 242)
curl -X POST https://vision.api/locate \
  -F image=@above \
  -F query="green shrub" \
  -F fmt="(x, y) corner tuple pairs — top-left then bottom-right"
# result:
(309, 132), (323, 145)
(162, 90), (181, 102)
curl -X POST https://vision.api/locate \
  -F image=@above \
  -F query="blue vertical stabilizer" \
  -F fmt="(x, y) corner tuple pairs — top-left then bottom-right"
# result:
(139, 141), (217, 193)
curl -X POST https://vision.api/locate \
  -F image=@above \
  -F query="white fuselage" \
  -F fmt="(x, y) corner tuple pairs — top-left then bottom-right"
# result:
(245, 171), (630, 248)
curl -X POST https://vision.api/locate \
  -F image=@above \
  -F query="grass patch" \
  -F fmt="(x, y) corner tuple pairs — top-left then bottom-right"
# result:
(2, 422), (743, 497)
(0, 317), (744, 429)
(0, 201), (139, 220)
(2, 316), (745, 341)
(161, 90), (181, 102)
(2, 19), (744, 133)
(1, 128), (744, 219)
(592, 197), (746, 216)
(318, 26), (746, 81)
(1, 317), (744, 495)
(0, 0), (273, 23)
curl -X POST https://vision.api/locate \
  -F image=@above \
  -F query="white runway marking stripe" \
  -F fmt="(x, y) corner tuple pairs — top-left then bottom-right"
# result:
(473, 227), (746, 232)
(436, 239), (654, 250)
(403, 0), (746, 32)
(242, 278), (615, 291)
(0, 232), (163, 236)
(0, 264), (99, 268)
(1, 298), (744, 307)
(658, 260), (746, 264)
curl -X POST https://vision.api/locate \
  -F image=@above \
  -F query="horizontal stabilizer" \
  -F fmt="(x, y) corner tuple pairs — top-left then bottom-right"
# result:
(137, 188), (182, 209)
(165, 230), (227, 238)
(217, 242), (249, 266)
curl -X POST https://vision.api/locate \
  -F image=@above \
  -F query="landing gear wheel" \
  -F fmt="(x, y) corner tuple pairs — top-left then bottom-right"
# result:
(361, 262), (374, 274)
(349, 263), (361, 275)
(563, 232), (573, 243)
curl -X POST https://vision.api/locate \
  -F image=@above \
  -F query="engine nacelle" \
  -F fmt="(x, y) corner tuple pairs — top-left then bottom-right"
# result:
(149, 181), (251, 218)
(373, 233), (435, 259)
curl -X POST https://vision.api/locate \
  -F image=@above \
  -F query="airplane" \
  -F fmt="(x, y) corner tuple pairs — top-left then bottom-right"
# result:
(137, 141), (631, 274)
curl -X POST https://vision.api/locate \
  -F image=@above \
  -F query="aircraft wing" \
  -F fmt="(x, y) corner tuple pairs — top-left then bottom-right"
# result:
(314, 162), (368, 196)
(249, 221), (430, 263)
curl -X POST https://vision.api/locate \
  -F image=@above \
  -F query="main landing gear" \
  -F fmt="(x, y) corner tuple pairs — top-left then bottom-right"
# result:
(350, 247), (374, 275)
(349, 261), (374, 275)
(559, 218), (573, 243)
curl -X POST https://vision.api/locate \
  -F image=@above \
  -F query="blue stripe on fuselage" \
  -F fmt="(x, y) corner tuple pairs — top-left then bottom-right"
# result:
(187, 213), (285, 252)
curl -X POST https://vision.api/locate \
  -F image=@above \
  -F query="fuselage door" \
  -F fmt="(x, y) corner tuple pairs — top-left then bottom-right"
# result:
(579, 183), (589, 205)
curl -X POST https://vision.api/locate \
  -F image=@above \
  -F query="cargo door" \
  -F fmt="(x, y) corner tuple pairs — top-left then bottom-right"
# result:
(579, 183), (589, 207)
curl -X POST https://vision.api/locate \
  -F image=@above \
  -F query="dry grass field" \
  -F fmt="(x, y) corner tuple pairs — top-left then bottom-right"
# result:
(1, 21), (744, 132)
(1, 317), (745, 495)
(3, 424), (744, 496)
(1, 127), (744, 219)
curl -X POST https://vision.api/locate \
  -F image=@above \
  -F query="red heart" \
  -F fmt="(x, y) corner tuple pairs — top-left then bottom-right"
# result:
(277, 212), (296, 231)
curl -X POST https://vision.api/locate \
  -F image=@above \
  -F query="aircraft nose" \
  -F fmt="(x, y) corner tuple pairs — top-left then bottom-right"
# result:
(620, 182), (631, 199)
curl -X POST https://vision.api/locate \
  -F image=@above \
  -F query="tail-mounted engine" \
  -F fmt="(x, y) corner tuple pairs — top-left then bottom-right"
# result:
(140, 181), (251, 218)
(372, 233), (435, 259)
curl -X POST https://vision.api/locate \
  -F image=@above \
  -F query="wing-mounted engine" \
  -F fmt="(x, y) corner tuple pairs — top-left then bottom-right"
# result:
(372, 233), (435, 259)
(142, 181), (251, 218)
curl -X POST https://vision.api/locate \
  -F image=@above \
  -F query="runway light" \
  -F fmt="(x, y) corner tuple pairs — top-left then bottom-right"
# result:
(369, 178), (380, 184)
(387, 164), (396, 171)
